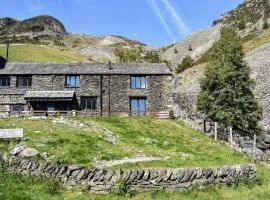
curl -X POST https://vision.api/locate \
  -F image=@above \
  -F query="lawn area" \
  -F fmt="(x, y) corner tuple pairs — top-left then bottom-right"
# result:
(2, 116), (270, 199)
(0, 117), (250, 168)
(0, 44), (87, 62)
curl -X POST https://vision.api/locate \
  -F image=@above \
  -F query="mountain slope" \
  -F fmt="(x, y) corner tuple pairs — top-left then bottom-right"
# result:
(160, 24), (221, 67)
(0, 44), (87, 62)
(0, 15), (150, 63)
(214, 0), (270, 35)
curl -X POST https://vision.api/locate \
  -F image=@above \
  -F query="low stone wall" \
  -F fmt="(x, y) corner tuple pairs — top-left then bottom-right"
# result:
(0, 155), (256, 193)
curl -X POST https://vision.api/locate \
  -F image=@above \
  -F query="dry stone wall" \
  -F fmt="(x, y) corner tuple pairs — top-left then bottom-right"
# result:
(0, 154), (256, 194)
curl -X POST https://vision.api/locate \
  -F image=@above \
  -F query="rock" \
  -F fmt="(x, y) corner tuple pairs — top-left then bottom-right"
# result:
(10, 146), (24, 155)
(41, 152), (49, 159)
(20, 148), (39, 157)
(264, 134), (270, 144)
(79, 123), (84, 128)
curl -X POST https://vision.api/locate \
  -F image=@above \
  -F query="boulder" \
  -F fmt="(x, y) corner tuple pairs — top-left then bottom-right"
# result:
(20, 148), (39, 157)
(10, 146), (24, 155)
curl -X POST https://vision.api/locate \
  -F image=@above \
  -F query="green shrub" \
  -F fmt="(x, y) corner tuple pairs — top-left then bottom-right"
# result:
(175, 56), (194, 73)
(48, 178), (60, 195)
(144, 50), (160, 63)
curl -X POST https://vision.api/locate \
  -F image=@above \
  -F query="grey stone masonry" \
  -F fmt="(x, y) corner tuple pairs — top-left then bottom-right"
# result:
(0, 154), (256, 194)
(0, 62), (173, 116)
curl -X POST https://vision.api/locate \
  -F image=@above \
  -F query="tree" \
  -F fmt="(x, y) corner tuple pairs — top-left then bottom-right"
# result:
(144, 50), (160, 63)
(175, 55), (194, 74)
(196, 27), (262, 135)
(114, 46), (142, 63)
(114, 46), (161, 63)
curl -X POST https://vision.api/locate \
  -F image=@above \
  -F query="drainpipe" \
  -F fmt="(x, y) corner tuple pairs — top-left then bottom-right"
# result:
(6, 42), (9, 62)
(108, 61), (112, 116)
(100, 75), (103, 116)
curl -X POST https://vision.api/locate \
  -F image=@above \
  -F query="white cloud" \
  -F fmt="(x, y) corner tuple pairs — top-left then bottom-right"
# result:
(161, 0), (190, 35)
(146, 0), (176, 42)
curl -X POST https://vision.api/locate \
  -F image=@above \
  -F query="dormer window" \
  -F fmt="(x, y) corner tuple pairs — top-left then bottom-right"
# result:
(0, 75), (10, 87)
(65, 75), (80, 88)
(131, 76), (146, 89)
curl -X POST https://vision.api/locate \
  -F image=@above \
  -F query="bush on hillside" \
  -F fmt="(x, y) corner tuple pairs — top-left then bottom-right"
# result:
(175, 56), (194, 73)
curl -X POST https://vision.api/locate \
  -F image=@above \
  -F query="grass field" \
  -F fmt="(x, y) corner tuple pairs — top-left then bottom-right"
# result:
(0, 117), (250, 168)
(0, 44), (87, 62)
(0, 116), (270, 199)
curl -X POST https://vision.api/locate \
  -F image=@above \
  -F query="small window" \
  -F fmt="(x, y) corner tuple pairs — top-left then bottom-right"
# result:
(131, 76), (146, 89)
(65, 75), (80, 88)
(17, 76), (32, 87)
(10, 104), (25, 115)
(80, 97), (97, 110)
(0, 75), (10, 87)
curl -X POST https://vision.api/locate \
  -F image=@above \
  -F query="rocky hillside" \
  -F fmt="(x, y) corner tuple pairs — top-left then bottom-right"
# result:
(161, 0), (270, 69)
(0, 15), (67, 42)
(214, 0), (270, 35)
(0, 15), (149, 63)
(160, 24), (221, 67)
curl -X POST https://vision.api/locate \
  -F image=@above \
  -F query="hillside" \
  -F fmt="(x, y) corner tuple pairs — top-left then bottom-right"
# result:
(0, 44), (87, 62)
(161, 0), (270, 69)
(0, 15), (150, 63)
(0, 116), (270, 199)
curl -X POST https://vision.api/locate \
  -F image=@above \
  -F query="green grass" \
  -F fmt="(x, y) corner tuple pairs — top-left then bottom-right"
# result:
(243, 29), (270, 52)
(0, 44), (87, 62)
(0, 117), (250, 168)
(1, 116), (270, 199)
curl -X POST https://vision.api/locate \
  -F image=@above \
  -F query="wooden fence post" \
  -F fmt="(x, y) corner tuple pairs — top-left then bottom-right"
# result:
(203, 120), (206, 133)
(180, 111), (183, 120)
(229, 126), (233, 148)
(214, 122), (218, 141)
(253, 134), (257, 162)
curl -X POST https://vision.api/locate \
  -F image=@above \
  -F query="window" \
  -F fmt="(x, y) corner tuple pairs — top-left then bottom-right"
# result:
(131, 76), (146, 89)
(10, 104), (25, 115)
(0, 75), (10, 87)
(65, 75), (80, 88)
(80, 97), (97, 110)
(17, 76), (32, 87)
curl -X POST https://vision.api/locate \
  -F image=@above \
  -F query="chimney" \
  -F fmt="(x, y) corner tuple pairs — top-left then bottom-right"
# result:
(6, 42), (9, 62)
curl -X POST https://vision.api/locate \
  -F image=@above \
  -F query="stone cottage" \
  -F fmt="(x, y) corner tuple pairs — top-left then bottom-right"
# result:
(0, 60), (173, 117)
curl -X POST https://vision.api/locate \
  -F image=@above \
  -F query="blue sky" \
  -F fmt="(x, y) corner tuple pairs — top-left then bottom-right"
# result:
(0, 0), (242, 47)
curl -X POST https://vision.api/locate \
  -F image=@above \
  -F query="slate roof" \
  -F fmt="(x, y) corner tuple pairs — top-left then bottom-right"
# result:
(24, 91), (75, 99)
(0, 62), (172, 75)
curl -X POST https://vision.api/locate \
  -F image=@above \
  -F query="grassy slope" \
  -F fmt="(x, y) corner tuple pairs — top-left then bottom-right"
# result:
(0, 117), (249, 168)
(0, 117), (270, 199)
(0, 44), (87, 62)
(243, 29), (270, 52)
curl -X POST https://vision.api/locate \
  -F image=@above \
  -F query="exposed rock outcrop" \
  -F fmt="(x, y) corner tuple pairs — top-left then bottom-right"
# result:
(215, 0), (270, 36)
(0, 15), (67, 37)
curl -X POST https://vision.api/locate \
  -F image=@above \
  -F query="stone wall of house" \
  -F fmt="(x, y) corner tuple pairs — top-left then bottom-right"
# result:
(0, 74), (173, 115)
(0, 155), (256, 194)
